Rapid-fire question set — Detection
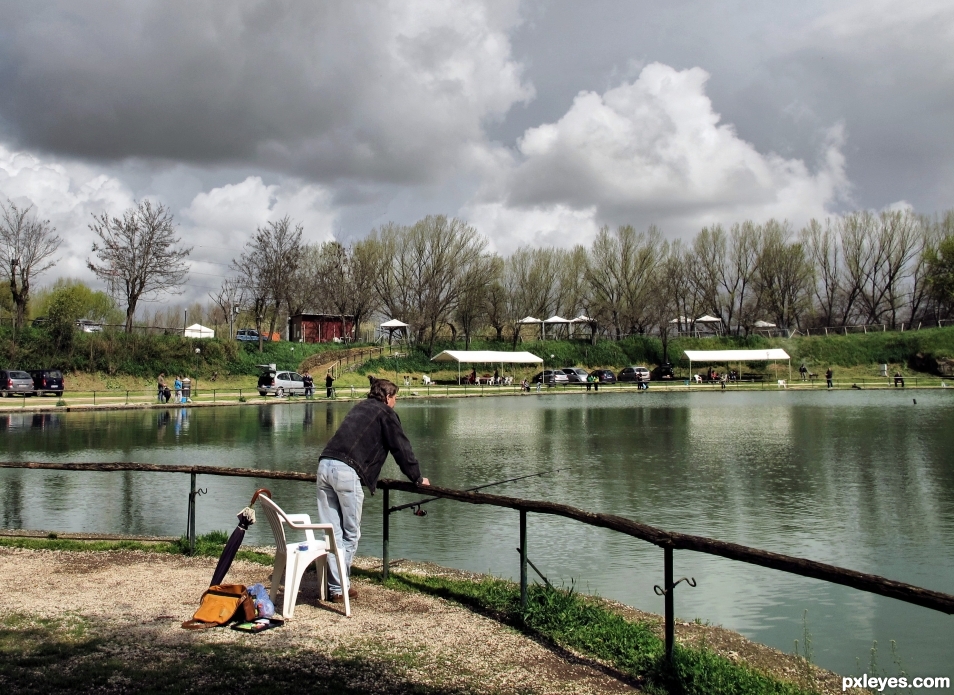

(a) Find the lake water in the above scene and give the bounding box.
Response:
[2,389,953,677]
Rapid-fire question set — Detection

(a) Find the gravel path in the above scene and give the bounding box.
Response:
[2,547,637,694]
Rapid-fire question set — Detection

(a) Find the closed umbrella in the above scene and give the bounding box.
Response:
[209,488,270,586]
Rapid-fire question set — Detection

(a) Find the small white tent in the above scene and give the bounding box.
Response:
[379,318,410,344]
[184,323,214,339]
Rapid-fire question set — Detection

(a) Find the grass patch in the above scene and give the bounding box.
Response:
[0,531,274,566]
[364,569,818,695]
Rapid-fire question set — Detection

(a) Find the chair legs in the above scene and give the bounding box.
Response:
[278,547,351,618]
[269,553,286,607]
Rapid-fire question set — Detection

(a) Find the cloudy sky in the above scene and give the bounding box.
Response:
[1,0,952,300]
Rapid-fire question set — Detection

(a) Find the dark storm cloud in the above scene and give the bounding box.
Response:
[0,0,531,183]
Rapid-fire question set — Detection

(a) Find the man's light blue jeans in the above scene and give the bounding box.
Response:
[316,458,364,596]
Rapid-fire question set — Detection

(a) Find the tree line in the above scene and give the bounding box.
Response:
[3,197,954,356]
[218,209,954,356]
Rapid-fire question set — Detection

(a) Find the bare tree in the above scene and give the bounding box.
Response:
[230,253,270,351]
[303,239,379,342]
[688,225,726,327]
[722,222,761,334]
[371,216,487,356]
[586,225,661,338]
[922,210,954,321]
[503,246,562,346]
[803,218,842,328]
[753,221,813,329]
[346,238,381,339]
[484,255,507,341]
[645,240,688,362]
[0,200,62,329]
[210,278,245,340]
[453,254,493,348]
[232,216,303,348]
[88,201,191,332]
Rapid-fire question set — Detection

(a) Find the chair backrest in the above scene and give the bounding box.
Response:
[257,494,289,548]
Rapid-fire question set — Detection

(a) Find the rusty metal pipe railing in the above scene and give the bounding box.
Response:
[3,460,954,662]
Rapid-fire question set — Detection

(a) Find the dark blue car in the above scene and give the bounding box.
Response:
[29,369,65,396]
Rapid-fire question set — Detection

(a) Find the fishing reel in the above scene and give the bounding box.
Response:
[411,504,427,517]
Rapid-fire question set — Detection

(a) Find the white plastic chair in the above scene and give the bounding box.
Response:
[258,495,351,618]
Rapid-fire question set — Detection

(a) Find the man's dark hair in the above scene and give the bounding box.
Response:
[368,378,399,403]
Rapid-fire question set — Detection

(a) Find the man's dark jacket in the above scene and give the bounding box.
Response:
[320,397,423,493]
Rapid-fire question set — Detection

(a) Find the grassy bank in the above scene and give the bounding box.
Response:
[359,326,954,381]
[4,325,954,384]
[0,534,825,694]
[0,327,356,378]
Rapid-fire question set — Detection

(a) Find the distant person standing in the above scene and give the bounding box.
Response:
[825,367,833,389]
[174,375,183,402]
[326,371,336,398]
[799,363,808,381]
[894,371,905,387]
[157,373,166,402]
[302,372,314,399]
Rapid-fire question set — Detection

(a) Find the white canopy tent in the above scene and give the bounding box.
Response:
[684,348,791,382]
[542,315,573,340]
[379,318,410,344]
[184,323,214,338]
[431,350,543,384]
[753,320,777,328]
[517,316,544,340]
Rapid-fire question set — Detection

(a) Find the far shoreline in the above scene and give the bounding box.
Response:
[1,377,948,415]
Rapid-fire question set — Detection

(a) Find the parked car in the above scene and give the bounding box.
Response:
[1,370,36,397]
[31,316,48,327]
[617,366,651,382]
[257,369,306,397]
[29,369,65,396]
[589,369,616,384]
[75,319,103,333]
[237,329,269,342]
[561,367,590,383]
[652,363,676,380]
[531,370,570,385]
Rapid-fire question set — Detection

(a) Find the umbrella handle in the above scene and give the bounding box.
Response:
[249,488,271,506]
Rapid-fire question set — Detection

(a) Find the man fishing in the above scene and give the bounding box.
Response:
[317,377,430,602]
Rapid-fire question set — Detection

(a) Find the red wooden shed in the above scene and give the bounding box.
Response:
[288,313,355,343]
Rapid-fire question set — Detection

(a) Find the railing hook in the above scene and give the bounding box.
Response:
[654,576,697,596]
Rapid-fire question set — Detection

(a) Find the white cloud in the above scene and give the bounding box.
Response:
[0,143,135,281]
[0,144,339,301]
[182,176,338,262]
[464,62,850,248]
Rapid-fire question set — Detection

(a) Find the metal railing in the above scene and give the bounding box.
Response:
[0,374,947,412]
[1,460,952,664]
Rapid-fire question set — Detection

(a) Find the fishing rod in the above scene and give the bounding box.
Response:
[390,466,577,516]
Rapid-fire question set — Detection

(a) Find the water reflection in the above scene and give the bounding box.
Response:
[2,474,23,528]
